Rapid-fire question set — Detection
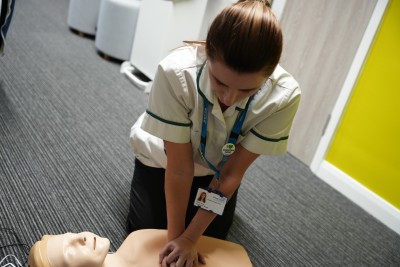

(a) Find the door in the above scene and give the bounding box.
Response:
[279,0,377,165]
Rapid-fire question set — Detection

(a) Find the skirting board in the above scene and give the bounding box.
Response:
[315,160,400,235]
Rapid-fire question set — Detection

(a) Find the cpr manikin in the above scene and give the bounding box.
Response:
[28,229,252,267]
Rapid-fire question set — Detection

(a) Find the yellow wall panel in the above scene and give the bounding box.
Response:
[326,0,400,209]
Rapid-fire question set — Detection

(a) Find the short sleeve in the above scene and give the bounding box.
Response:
[241,87,301,155]
[141,57,193,144]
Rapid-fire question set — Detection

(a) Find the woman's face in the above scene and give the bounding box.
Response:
[207,60,266,109]
[46,232,110,267]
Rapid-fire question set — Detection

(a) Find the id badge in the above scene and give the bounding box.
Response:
[194,188,227,216]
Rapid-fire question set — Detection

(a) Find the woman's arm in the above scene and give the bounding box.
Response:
[183,144,259,242]
[163,140,195,241]
[160,144,259,266]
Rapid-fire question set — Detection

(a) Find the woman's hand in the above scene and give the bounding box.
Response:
[159,235,206,267]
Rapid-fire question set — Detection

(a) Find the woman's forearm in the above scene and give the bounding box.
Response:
[164,140,195,241]
[182,209,217,243]
[165,168,193,241]
[183,172,243,243]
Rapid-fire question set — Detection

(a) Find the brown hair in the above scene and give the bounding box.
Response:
[206,0,282,76]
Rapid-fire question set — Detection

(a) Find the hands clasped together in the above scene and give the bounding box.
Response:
[159,235,206,267]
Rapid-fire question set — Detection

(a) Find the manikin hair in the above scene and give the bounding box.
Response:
[206,0,282,76]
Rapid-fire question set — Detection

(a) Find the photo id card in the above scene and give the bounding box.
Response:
[194,188,227,216]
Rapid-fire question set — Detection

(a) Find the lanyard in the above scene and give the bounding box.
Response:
[197,62,254,183]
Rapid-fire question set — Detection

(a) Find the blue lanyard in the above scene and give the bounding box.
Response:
[197,62,254,182]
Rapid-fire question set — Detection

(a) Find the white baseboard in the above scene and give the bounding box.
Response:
[315,160,400,235]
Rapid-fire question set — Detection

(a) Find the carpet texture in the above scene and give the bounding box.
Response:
[0,0,399,266]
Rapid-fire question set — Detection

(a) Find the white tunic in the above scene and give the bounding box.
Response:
[130,45,301,176]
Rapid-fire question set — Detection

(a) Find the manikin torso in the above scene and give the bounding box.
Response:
[45,229,252,267]
[103,229,168,267]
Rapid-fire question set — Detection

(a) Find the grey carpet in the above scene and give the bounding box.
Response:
[0,0,399,266]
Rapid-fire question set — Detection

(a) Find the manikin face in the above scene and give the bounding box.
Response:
[46,232,110,267]
[207,60,267,109]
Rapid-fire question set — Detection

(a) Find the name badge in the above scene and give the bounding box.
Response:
[194,188,227,216]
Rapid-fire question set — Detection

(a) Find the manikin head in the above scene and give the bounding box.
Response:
[28,232,110,267]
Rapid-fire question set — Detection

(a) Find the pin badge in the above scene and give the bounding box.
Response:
[222,143,235,156]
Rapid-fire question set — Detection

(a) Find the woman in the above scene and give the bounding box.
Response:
[197,192,207,203]
[28,229,252,267]
[127,0,301,266]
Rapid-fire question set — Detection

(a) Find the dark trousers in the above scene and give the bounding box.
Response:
[126,158,238,240]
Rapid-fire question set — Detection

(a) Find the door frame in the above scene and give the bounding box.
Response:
[310,0,400,235]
